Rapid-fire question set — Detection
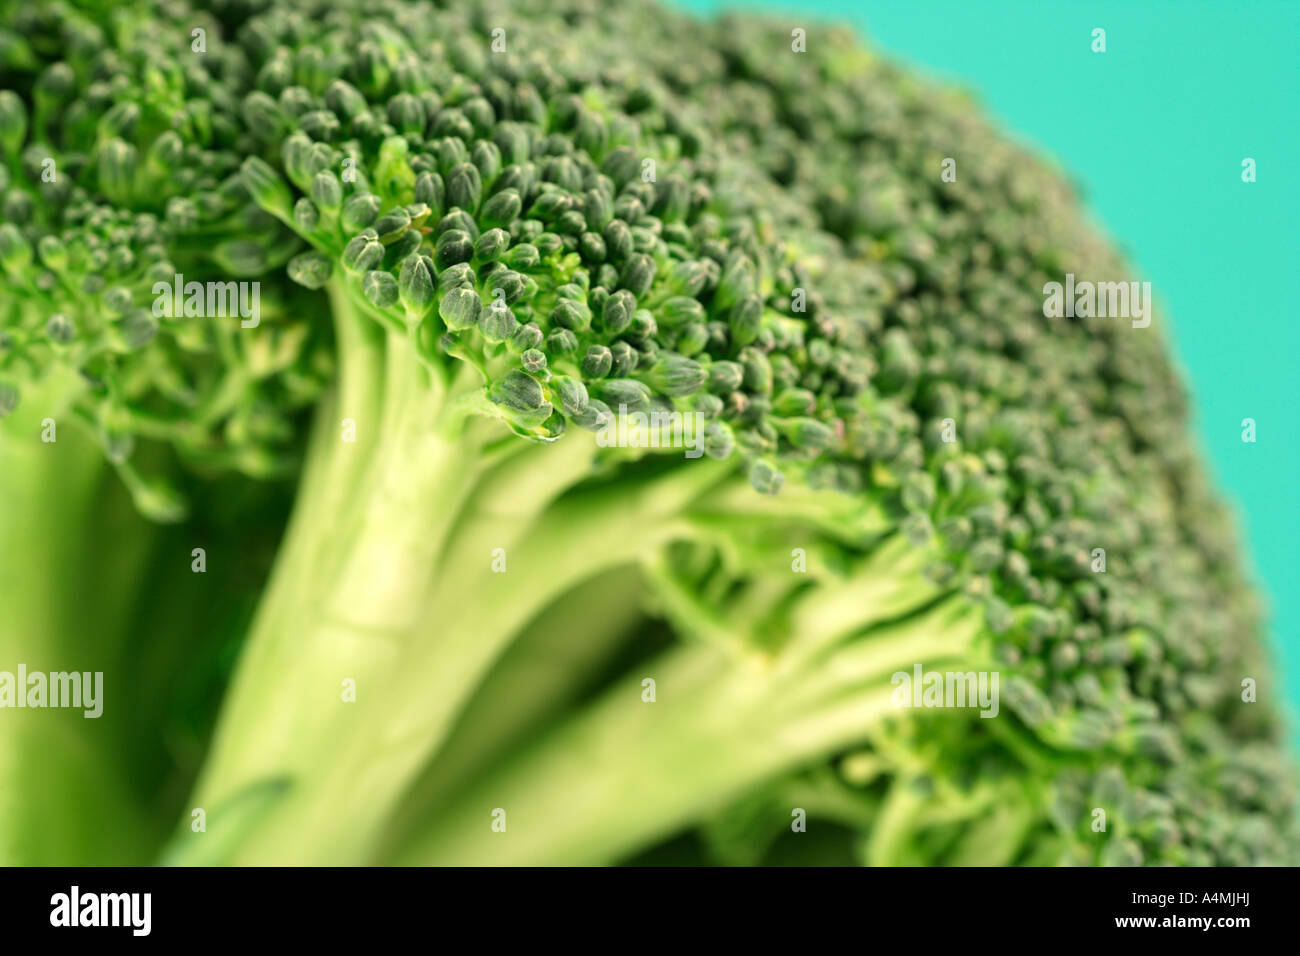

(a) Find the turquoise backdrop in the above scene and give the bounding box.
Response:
[675,0,1300,746]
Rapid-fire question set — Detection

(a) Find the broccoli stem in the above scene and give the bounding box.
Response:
[393,594,984,866]
[193,283,486,804]
[218,454,739,863]
[189,278,740,862]
[0,383,156,863]
[373,565,651,859]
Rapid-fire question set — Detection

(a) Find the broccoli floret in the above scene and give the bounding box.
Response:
[0,0,1295,867]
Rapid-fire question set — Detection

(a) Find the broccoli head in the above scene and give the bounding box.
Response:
[0,0,1295,866]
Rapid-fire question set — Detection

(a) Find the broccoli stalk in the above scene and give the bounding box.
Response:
[398,584,984,866]
[0,370,160,863]
[188,301,740,860]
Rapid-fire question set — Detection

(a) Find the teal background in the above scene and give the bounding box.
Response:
[676,0,1300,746]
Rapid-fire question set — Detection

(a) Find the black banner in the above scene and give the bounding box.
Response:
[0,866,1281,942]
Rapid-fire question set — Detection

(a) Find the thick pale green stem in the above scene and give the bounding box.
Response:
[193,284,481,807]
[227,455,738,863]
[0,384,155,863]
[394,597,982,865]
[189,270,738,862]
[373,565,649,860]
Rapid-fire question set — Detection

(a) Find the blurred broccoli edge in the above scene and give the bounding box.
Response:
[0,0,1296,867]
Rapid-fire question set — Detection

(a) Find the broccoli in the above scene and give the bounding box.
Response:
[0,0,1296,867]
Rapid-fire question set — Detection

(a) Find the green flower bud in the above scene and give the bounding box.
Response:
[583,190,613,230]
[652,176,690,222]
[748,460,785,495]
[502,243,540,270]
[311,171,343,210]
[398,254,435,316]
[610,340,639,377]
[520,348,548,374]
[37,235,67,271]
[299,109,341,142]
[439,287,482,331]
[511,323,544,352]
[600,289,636,335]
[437,262,476,291]
[471,140,502,185]
[243,91,286,141]
[704,421,735,459]
[581,345,613,379]
[288,251,333,289]
[527,190,571,224]
[595,378,652,413]
[714,253,757,313]
[98,139,138,205]
[387,229,422,264]
[553,376,589,417]
[555,210,587,236]
[474,228,510,261]
[579,232,606,264]
[325,80,368,121]
[707,361,745,394]
[601,146,640,186]
[0,91,26,159]
[146,130,184,173]
[630,309,657,341]
[343,234,385,273]
[692,393,724,419]
[434,229,474,269]
[373,207,412,243]
[479,302,519,343]
[280,86,315,118]
[414,171,446,218]
[574,111,608,155]
[781,418,834,452]
[447,162,483,213]
[0,224,30,271]
[613,195,645,223]
[772,387,816,416]
[46,313,75,344]
[570,398,612,431]
[487,268,527,306]
[341,193,381,232]
[619,253,657,298]
[534,232,563,258]
[547,328,579,356]
[33,62,74,111]
[293,197,320,234]
[489,370,553,429]
[544,299,585,333]
[241,156,292,219]
[493,124,532,165]
[112,305,153,346]
[739,347,773,395]
[2,190,32,225]
[387,92,427,135]
[678,323,710,358]
[648,354,707,397]
[362,270,399,309]
[969,538,1005,573]
[659,296,705,328]
[603,219,633,263]
[729,294,763,347]
[480,188,522,230]
[103,286,134,316]
[281,133,316,189]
